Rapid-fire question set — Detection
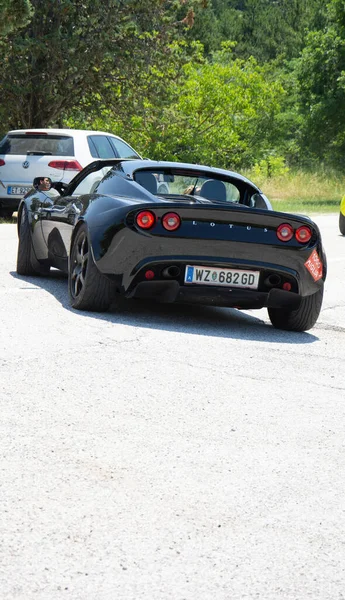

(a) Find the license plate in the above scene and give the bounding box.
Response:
[7,186,31,195]
[185,265,260,289]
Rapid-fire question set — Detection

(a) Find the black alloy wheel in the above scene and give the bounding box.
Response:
[267,286,323,332]
[69,223,114,311]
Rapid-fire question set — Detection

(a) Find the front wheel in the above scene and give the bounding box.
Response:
[339,211,345,235]
[69,223,115,311]
[268,287,323,332]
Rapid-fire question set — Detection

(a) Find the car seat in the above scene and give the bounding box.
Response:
[199,179,227,202]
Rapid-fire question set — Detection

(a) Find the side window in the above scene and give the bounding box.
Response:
[109,137,140,159]
[224,182,240,203]
[88,136,116,159]
[87,137,98,158]
[250,193,270,209]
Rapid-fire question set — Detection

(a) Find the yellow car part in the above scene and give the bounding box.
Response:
[340,195,345,216]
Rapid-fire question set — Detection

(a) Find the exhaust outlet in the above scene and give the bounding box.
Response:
[264,274,281,288]
[162,266,181,279]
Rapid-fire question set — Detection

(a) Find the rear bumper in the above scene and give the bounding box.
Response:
[127,280,303,310]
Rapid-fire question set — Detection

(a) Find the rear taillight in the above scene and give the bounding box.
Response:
[162,212,181,231]
[277,223,294,242]
[136,210,155,229]
[295,225,312,243]
[0,159,5,167]
[48,160,82,171]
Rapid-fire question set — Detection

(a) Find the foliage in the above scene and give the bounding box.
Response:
[0,0,343,176]
[294,0,345,165]
[0,0,33,37]
[249,168,344,213]
[251,156,290,181]
[0,0,200,129]
[68,43,284,170]
[186,0,326,61]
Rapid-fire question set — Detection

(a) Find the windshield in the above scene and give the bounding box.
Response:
[133,169,241,204]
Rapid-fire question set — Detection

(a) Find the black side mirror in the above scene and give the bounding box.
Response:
[33,177,52,190]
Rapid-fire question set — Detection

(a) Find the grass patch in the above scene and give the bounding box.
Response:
[247,169,343,214]
[0,217,16,224]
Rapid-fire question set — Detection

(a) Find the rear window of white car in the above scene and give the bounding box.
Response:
[0,134,74,156]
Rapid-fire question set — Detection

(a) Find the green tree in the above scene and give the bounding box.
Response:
[186,0,326,61]
[0,0,33,37]
[0,0,198,129]
[295,0,345,165]
[73,43,284,170]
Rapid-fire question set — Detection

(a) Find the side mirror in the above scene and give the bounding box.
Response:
[33,176,52,190]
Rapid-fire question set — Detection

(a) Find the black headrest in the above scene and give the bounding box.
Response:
[200,179,227,202]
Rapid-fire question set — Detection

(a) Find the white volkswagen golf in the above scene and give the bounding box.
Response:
[0,128,141,218]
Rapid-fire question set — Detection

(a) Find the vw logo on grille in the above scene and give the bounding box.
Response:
[22,161,30,169]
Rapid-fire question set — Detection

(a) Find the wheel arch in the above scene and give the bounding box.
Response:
[69,219,87,256]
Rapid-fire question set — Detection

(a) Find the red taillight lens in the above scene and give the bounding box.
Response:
[0,159,5,167]
[136,210,155,229]
[277,223,294,242]
[48,160,82,171]
[162,212,181,231]
[295,225,312,243]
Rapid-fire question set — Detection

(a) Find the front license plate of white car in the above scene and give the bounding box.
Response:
[185,265,260,289]
[7,186,31,195]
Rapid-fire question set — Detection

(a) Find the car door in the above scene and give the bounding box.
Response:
[39,169,103,263]
[37,190,75,265]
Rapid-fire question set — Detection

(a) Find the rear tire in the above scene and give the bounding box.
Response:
[17,206,49,276]
[268,287,323,332]
[69,223,115,311]
[339,211,345,235]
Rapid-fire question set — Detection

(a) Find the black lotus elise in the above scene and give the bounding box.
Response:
[16,159,326,331]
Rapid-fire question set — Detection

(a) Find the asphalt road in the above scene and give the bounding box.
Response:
[0,215,344,600]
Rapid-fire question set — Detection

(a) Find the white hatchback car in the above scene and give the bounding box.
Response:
[0,128,141,217]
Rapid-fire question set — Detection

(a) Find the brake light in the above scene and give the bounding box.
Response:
[48,160,82,171]
[162,212,181,231]
[136,210,155,229]
[295,225,312,243]
[277,223,294,242]
[25,131,47,135]
[0,159,5,167]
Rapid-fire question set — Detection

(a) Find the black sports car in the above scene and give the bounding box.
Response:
[16,159,326,331]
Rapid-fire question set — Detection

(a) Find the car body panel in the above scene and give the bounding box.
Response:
[340,195,345,217]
